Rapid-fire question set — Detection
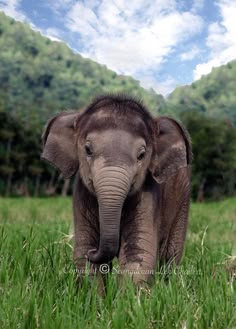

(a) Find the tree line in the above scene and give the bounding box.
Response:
[180,112,236,201]
[0,112,73,197]
[1,110,236,200]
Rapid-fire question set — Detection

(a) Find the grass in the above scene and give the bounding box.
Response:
[0,197,235,328]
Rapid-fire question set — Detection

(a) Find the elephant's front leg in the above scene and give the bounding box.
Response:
[160,195,190,268]
[73,199,109,293]
[74,222,112,294]
[159,171,191,271]
[73,223,99,278]
[118,192,158,285]
[73,220,97,272]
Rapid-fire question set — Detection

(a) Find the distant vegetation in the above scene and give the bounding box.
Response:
[165,60,236,200]
[167,60,236,125]
[0,12,235,199]
[179,112,236,200]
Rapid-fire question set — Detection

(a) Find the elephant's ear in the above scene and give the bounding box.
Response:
[41,111,80,179]
[149,116,192,184]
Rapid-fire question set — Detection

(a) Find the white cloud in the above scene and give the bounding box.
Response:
[191,0,205,13]
[194,0,236,80]
[180,46,201,61]
[140,74,177,96]
[0,0,26,21]
[46,0,74,14]
[65,0,203,92]
[44,28,63,42]
[0,0,206,94]
[0,1,63,42]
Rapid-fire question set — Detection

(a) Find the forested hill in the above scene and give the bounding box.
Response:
[167,59,236,125]
[1,11,236,128]
[0,12,165,131]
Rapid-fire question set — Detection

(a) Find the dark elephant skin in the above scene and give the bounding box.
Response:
[41,94,192,285]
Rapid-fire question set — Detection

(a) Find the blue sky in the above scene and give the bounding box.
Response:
[0,0,236,95]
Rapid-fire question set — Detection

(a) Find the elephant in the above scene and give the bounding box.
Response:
[41,94,192,286]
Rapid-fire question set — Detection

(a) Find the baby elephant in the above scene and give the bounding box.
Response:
[42,94,192,285]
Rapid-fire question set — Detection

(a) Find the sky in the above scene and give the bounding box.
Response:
[0,0,236,96]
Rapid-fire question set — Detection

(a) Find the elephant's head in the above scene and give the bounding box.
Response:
[42,95,192,264]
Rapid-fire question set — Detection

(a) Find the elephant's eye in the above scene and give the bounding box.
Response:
[85,143,93,157]
[137,147,146,161]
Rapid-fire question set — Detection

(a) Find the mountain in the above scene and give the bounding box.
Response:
[1,11,235,129]
[167,59,236,125]
[0,12,165,131]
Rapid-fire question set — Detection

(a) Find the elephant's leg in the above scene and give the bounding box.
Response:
[74,224,112,294]
[118,231,157,285]
[160,196,190,268]
[73,193,111,293]
[73,221,100,281]
[118,192,158,285]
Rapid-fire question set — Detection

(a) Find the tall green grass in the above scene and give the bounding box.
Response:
[0,198,235,328]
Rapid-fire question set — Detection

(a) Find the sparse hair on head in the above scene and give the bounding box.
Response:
[85,93,152,118]
[77,93,155,143]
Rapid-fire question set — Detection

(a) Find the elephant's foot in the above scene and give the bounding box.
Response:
[118,262,155,286]
[75,260,113,296]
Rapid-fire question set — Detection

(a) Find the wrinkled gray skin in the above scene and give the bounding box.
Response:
[41,95,192,286]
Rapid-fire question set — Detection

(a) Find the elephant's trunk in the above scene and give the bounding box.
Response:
[88,166,131,264]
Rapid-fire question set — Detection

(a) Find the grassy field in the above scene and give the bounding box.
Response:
[0,197,235,328]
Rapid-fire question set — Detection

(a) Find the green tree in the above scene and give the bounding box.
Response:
[181,112,236,201]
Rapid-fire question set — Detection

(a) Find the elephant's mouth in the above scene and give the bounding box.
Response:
[88,178,95,192]
[128,183,135,195]
[128,175,140,195]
